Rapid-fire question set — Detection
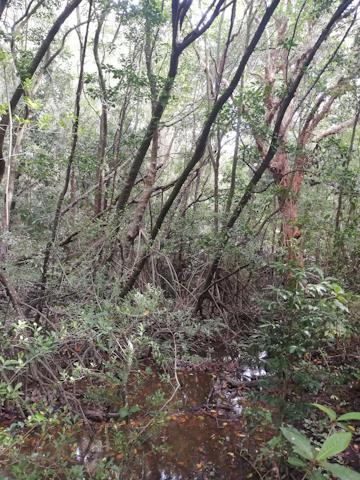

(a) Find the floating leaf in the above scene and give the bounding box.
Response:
[337,412,360,422]
[316,432,351,462]
[324,462,360,480]
[312,403,337,422]
[281,427,314,460]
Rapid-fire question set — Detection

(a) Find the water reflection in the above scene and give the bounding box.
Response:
[72,368,251,479]
[240,351,267,381]
[159,471,182,480]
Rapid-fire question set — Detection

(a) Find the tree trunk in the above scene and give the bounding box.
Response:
[0,0,7,20]
[93,15,108,215]
[115,52,179,216]
[127,128,160,242]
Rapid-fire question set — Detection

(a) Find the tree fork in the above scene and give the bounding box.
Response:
[118,0,282,298]
[114,0,227,218]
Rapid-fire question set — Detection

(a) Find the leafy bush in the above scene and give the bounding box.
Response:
[248,266,352,392]
[282,404,360,480]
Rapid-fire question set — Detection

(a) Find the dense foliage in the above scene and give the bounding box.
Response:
[0,0,359,479]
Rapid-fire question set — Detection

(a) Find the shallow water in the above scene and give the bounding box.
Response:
[1,358,268,479]
[73,361,267,479]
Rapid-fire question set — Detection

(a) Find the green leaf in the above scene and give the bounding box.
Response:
[281,426,314,460]
[32,412,46,423]
[316,432,352,461]
[333,299,349,313]
[24,96,41,111]
[310,471,327,480]
[337,412,360,422]
[288,455,307,468]
[312,403,337,422]
[129,405,141,414]
[118,407,129,419]
[324,462,360,480]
